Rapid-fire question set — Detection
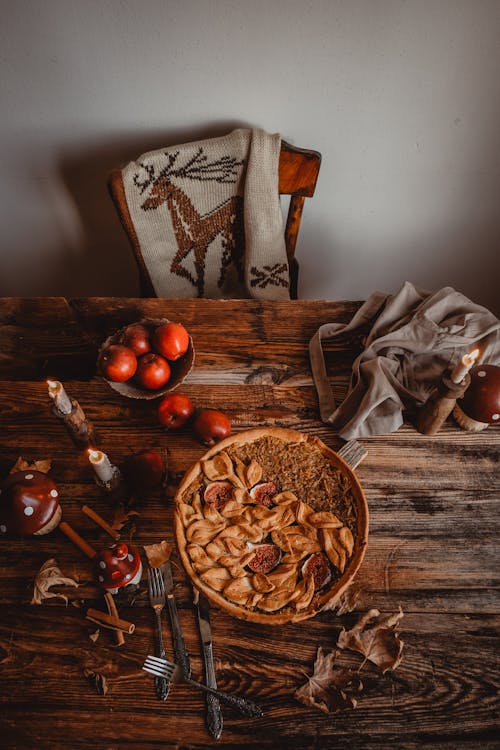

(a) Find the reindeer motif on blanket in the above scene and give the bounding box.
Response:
[133,148,245,296]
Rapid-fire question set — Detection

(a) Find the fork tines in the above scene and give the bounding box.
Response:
[143,654,175,681]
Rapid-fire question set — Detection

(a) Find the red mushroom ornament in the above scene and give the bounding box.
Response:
[453,364,500,431]
[94,542,142,594]
[0,470,62,537]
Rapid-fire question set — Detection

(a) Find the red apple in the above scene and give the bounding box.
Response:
[99,344,137,382]
[153,322,189,361]
[135,353,171,390]
[193,409,232,446]
[120,323,151,356]
[158,393,194,430]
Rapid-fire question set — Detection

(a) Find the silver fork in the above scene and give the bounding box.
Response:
[147,567,170,701]
[143,655,263,718]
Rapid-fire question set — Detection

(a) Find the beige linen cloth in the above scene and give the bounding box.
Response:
[309,282,500,439]
[122,128,289,300]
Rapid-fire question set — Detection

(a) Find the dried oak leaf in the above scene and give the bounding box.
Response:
[31,558,79,605]
[295,647,363,714]
[143,540,172,568]
[10,457,52,474]
[337,607,404,673]
[82,668,108,695]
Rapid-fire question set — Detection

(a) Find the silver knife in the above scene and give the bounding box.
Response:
[162,561,191,679]
[195,589,223,740]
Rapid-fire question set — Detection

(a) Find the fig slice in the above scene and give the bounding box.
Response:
[249,481,278,507]
[203,481,233,509]
[301,552,332,590]
[247,543,282,574]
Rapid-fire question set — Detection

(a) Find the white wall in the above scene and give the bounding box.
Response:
[1,0,499,313]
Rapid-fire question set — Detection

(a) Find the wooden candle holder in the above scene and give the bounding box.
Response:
[52,399,98,449]
[416,372,471,436]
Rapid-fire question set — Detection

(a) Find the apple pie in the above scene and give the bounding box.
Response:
[174,428,368,624]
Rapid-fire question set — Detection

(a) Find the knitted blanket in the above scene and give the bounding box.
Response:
[122,128,290,299]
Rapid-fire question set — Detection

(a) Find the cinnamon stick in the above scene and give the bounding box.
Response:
[82,504,120,540]
[59,521,97,559]
[104,592,125,646]
[85,608,135,634]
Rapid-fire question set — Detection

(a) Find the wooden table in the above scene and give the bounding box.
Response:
[0,298,498,750]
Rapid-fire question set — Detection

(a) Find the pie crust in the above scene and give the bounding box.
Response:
[174,428,369,624]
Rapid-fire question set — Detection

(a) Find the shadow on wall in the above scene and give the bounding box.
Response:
[57,119,252,297]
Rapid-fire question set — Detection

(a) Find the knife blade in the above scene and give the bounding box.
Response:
[195,589,223,740]
[162,561,191,679]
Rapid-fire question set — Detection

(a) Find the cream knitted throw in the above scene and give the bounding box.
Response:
[122,128,290,299]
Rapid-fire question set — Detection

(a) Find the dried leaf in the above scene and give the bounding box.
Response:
[111,504,140,534]
[31,558,79,605]
[143,540,172,568]
[10,457,52,474]
[322,580,361,614]
[294,647,363,714]
[82,668,108,695]
[88,630,100,643]
[337,607,404,672]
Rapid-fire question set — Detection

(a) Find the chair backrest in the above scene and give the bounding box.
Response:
[108,140,321,298]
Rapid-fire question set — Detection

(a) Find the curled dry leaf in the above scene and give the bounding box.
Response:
[10,457,52,474]
[294,647,363,714]
[31,558,79,605]
[337,607,404,673]
[322,580,361,614]
[89,630,100,643]
[111,504,140,535]
[82,668,108,695]
[143,540,172,568]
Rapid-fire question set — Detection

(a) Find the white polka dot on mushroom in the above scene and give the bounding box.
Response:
[24,506,34,516]
[127,553,134,562]
[478,370,487,377]
[25,474,34,480]
[492,414,499,420]
[125,574,131,580]
[0,525,6,533]
[98,575,104,582]
[99,561,106,569]
[50,489,58,497]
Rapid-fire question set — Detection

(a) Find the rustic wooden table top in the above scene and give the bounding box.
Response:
[0,297,498,750]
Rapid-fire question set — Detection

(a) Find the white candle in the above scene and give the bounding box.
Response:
[88,449,117,483]
[47,379,73,415]
[450,348,479,384]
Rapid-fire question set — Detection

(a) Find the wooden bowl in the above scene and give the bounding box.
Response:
[174,427,369,624]
[98,318,195,400]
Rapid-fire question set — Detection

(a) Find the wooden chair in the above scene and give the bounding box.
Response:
[108,140,321,299]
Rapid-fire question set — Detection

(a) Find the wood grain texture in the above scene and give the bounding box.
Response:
[0,298,498,750]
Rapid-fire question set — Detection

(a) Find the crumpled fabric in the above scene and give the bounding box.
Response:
[309,282,500,439]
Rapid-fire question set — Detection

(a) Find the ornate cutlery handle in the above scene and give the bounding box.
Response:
[203,642,223,738]
[186,677,263,719]
[154,609,170,701]
[166,595,191,678]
